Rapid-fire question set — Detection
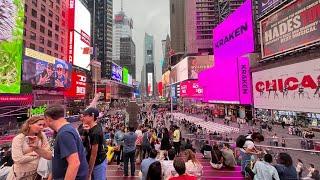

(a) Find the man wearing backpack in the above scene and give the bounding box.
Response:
[236,132,264,176]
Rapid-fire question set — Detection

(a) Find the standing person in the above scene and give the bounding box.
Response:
[135,125,143,164]
[173,126,181,156]
[272,133,279,146]
[142,128,152,159]
[296,159,304,179]
[6,116,52,180]
[44,105,88,180]
[82,108,107,180]
[114,125,124,167]
[123,126,137,177]
[160,128,171,158]
[281,137,286,148]
[252,154,280,180]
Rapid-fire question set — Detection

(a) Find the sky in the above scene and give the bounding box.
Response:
[113,0,170,82]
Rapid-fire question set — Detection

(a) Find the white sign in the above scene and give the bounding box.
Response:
[253,58,320,113]
[147,73,153,96]
[74,0,91,35]
[73,32,91,70]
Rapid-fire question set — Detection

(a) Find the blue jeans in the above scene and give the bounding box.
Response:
[240,151,252,175]
[93,159,107,180]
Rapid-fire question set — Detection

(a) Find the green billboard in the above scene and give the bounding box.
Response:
[0,0,25,94]
[122,67,128,84]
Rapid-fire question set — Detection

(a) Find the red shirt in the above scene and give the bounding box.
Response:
[169,174,197,180]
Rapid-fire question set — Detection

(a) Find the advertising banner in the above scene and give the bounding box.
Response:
[260,0,320,59]
[65,71,87,98]
[258,0,282,16]
[0,0,25,94]
[162,71,170,86]
[253,58,320,113]
[111,63,122,82]
[23,48,72,88]
[0,94,33,106]
[174,57,188,83]
[180,80,203,98]
[123,67,129,84]
[238,57,252,104]
[200,0,254,104]
[188,55,214,79]
[147,73,153,96]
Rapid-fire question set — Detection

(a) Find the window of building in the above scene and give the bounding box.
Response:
[54,43,58,50]
[30,43,36,50]
[39,47,44,52]
[31,20,36,29]
[61,20,65,27]
[48,20,52,27]
[40,15,45,23]
[55,15,59,22]
[48,10,53,17]
[31,9,37,17]
[47,50,51,55]
[56,0,60,4]
[55,5,60,12]
[30,31,36,40]
[24,16,27,24]
[60,37,64,43]
[41,4,45,12]
[40,36,44,44]
[60,46,63,53]
[62,11,65,18]
[54,53,58,57]
[47,40,52,47]
[55,34,59,41]
[48,30,52,37]
[25,4,28,12]
[55,25,59,31]
[32,0,37,6]
[49,0,53,8]
[40,25,45,33]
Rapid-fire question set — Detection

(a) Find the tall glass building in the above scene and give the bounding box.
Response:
[143,33,155,97]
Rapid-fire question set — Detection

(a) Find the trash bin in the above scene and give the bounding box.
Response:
[315,142,320,151]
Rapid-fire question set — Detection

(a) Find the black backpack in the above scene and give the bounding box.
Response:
[236,135,252,148]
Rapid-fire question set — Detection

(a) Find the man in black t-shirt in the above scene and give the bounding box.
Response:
[82,108,107,180]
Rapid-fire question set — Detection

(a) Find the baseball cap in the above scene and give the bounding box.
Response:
[82,107,99,119]
[56,64,64,69]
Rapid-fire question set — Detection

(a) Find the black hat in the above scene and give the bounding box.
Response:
[82,107,99,119]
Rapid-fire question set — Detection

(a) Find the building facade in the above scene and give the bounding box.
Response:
[185,0,243,54]
[86,0,113,78]
[112,11,133,64]
[162,35,171,74]
[24,0,69,60]
[144,33,156,97]
[120,37,136,79]
[170,0,185,54]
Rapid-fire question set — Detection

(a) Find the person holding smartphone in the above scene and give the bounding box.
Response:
[6,116,52,180]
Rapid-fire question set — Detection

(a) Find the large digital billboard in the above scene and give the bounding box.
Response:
[111,63,122,82]
[253,58,320,113]
[122,67,128,84]
[23,48,72,88]
[180,80,203,98]
[68,0,91,70]
[200,0,254,104]
[260,0,320,59]
[188,55,213,79]
[0,0,25,94]
[258,0,283,17]
[65,71,86,99]
[147,73,153,96]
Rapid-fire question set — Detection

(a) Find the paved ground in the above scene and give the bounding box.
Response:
[175,113,320,174]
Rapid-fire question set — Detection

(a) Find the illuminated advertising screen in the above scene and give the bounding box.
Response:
[260,0,320,59]
[253,58,320,113]
[68,0,91,70]
[111,63,122,82]
[122,67,128,84]
[0,0,25,93]
[200,0,254,104]
[188,55,214,79]
[252,59,320,113]
[23,48,72,88]
[180,80,203,98]
[65,71,87,99]
[258,0,282,16]
[128,75,132,86]
[148,73,153,96]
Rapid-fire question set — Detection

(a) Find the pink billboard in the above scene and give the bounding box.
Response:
[180,80,203,98]
[199,0,254,104]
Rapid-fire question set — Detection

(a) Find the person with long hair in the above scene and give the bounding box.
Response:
[146,161,162,180]
[274,153,298,180]
[160,128,171,159]
[6,116,52,180]
[185,149,203,179]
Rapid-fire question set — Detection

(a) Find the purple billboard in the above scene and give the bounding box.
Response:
[199,0,254,104]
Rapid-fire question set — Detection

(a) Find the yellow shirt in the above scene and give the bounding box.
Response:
[173,129,180,142]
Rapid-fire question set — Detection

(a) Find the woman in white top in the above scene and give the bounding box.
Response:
[7,116,52,180]
[184,149,203,179]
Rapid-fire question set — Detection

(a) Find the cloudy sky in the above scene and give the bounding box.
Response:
[113,0,170,82]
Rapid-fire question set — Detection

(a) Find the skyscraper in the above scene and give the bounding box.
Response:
[170,0,185,54]
[185,0,244,54]
[120,37,136,79]
[144,33,156,97]
[112,9,133,64]
[86,0,113,78]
